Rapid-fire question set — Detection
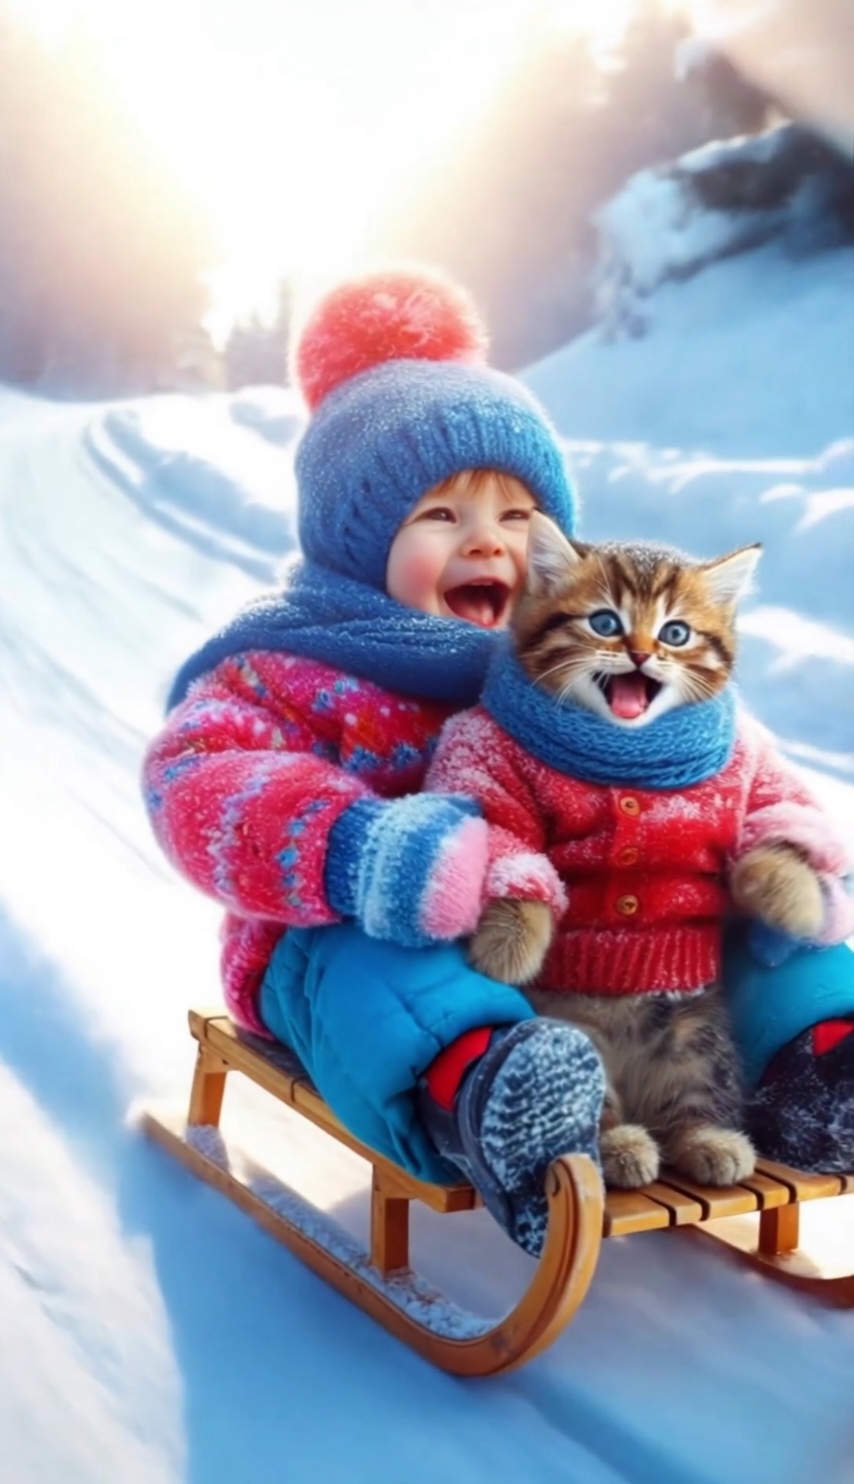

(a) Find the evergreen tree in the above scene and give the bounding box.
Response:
[224,280,291,390]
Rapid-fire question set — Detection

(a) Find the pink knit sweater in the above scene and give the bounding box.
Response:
[143,650,455,1030]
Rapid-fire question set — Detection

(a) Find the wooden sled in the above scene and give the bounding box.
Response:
[142,1008,854,1376]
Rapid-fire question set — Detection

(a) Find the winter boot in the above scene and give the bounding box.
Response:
[746,1019,854,1173]
[418,1018,605,1257]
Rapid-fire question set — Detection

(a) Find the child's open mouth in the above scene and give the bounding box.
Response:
[595,671,663,720]
[444,580,511,628]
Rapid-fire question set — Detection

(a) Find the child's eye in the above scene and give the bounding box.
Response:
[501,507,533,522]
[418,506,455,522]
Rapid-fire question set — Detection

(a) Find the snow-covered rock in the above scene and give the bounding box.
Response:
[595,124,853,337]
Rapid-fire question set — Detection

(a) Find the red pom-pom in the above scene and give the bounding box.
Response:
[292,267,488,411]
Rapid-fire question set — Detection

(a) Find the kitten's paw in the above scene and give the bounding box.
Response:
[668,1125,756,1186]
[469,899,553,985]
[600,1124,660,1188]
[730,844,824,940]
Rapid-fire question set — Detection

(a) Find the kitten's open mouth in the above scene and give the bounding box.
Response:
[595,671,662,720]
[444,580,511,628]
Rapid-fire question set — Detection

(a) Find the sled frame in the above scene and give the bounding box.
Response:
[142,1008,854,1376]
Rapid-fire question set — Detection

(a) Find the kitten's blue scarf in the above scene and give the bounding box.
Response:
[481,642,736,789]
[166,559,499,711]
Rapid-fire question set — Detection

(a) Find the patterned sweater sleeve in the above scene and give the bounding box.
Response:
[426,709,567,917]
[735,712,853,944]
[142,655,371,926]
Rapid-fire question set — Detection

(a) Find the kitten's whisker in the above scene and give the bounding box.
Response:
[556,671,586,704]
[682,675,718,704]
[534,656,586,688]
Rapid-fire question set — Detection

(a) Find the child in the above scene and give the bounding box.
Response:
[144,268,854,1266]
[143,267,606,1258]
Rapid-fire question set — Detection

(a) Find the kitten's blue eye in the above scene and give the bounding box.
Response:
[589,610,623,638]
[659,620,691,646]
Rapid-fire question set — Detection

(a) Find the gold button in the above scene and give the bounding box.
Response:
[617,846,639,867]
[616,894,639,916]
[619,796,640,817]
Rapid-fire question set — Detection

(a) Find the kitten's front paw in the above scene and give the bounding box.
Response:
[468,899,553,985]
[730,844,824,940]
[667,1125,755,1186]
[600,1124,660,1188]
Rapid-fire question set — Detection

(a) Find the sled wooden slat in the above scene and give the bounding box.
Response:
[735,1170,794,1209]
[652,1173,760,1220]
[603,1189,671,1235]
[141,1005,854,1373]
[754,1159,845,1202]
[640,1183,706,1225]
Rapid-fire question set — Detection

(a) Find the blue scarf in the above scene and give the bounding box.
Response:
[480,643,736,790]
[166,559,500,711]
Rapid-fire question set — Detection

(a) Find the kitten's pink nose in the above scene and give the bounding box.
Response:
[629,649,651,668]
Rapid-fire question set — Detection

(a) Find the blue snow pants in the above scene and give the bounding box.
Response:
[259,922,534,1183]
[723,929,854,1086]
[259,922,854,1182]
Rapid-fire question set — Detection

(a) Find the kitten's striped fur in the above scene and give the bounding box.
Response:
[512,521,760,726]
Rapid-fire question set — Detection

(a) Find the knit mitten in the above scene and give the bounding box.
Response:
[746,1020,854,1173]
[324,794,489,947]
[418,1019,605,1257]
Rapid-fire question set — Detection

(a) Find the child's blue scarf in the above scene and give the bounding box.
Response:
[166,560,500,711]
[480,643,736,790]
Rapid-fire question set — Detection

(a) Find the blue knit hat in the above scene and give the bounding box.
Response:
[291,268,576,591]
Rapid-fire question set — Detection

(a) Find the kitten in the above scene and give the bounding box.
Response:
[470,515,824,1190]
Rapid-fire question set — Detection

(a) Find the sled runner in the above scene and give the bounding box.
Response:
[142,1008,854,1376]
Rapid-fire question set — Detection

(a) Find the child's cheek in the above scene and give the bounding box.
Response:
[388,538,444,612]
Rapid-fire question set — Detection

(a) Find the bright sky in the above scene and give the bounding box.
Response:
[13,0,642,333]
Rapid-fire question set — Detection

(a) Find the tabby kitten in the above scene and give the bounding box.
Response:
[470,514,825,1190]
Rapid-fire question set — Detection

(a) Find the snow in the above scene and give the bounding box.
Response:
[594,166,786,300]
[1,165,853,1480]
[525,243,854,783]
[176,1122,495,1341]
[592,130,851,333]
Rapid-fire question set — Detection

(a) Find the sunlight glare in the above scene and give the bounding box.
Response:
[9,0,644,326]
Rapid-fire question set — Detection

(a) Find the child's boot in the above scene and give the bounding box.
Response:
[418,1018,605,1257]
[747,1019,854,1173]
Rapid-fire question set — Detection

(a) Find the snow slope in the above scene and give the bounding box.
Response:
[1,239,853,1482]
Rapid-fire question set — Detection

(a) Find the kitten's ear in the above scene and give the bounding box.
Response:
[526,512,584,597]
[701,544,762,606]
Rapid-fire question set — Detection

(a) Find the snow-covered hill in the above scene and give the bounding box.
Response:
[1,222,853,1479]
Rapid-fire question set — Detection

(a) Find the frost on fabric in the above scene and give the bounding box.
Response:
[487,851,567,914]
[419,814,488,939]
[185,1125,496,1341]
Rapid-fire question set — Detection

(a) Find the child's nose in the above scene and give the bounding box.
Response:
[462,520,504,555]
